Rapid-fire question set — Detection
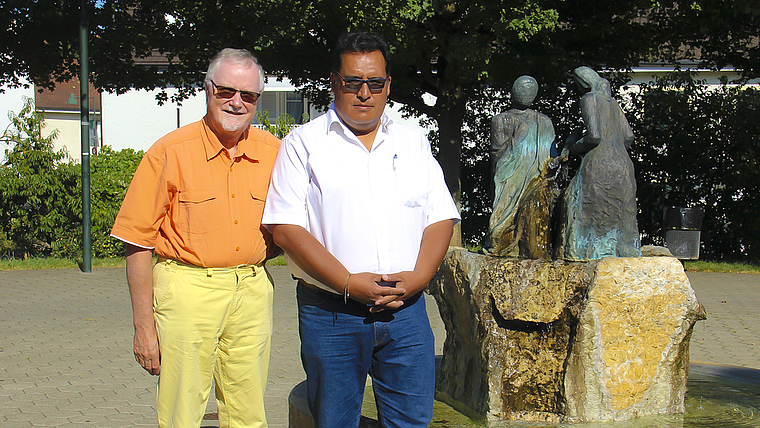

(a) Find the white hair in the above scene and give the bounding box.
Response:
[205,48,265,91]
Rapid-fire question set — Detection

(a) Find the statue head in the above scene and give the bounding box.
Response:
[571,66,611,98]
[511,76,538,108]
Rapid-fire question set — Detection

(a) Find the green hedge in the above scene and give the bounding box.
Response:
[0,102,299,261]
[4,76,760,263]
[50,145,144,260]
[628,72,760,262]
[457,73,760,263]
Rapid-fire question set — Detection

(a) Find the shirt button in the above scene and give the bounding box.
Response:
[234,220,239,224]
[236,246,240,251]
[231,193,236,198]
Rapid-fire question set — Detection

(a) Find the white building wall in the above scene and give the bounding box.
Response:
[44,113,90,157]
[101,88,206,153]
[623,66,759,88]
[0,80,36,145]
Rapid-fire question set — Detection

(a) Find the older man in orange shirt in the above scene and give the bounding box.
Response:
[110,48,279,428]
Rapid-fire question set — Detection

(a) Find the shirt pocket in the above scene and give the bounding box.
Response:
[177,189,220,234]
[250,188,266,225]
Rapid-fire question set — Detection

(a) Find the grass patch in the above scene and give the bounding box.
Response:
[0,254,288,271]
[0,257,126,271]
[267,254,287,266]
[683,260,760,274]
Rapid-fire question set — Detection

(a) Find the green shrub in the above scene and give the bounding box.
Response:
[0,230,14,256]
[255,111,308,139]
[1,97,143,260]
[50,146,144,259]
[0,97,79,258]
[90,145,143,258]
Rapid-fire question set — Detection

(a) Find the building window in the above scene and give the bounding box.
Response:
[287,92,306,123]
[251,91,308,125]
[254,92,279,124]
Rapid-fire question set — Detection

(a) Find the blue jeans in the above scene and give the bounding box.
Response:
[297,283,435,428]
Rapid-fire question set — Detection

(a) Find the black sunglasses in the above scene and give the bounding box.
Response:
[333,72,389,93]
[210,80,261,104]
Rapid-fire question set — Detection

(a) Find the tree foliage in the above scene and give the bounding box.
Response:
[6,1,759,238]
[5,1,757,94]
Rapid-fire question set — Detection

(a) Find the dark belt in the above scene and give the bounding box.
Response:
[297,279,342,298]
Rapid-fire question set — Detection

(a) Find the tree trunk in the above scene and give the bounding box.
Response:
[436,97,467,247]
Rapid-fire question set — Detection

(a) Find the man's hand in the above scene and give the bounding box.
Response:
[372,219,455,312]
[272,224,408,309]
[133,322,161,375]
[271,222,452,313]
[125,244,160,376]
[345,272,406,311]
[379,271,426,296]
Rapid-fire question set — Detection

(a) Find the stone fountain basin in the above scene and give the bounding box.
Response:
[288,362,760,427]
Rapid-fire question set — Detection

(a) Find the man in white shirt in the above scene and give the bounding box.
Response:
[263,31,459,428]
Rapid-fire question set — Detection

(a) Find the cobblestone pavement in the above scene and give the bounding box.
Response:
[0,266,757,427]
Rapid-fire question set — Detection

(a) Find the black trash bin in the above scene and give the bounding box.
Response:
[662,206,705,260]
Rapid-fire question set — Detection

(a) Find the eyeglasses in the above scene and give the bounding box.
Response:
[333,72,389,93]
[210,80,261,104]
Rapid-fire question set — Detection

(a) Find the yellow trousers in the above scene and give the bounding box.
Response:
[152,259,274,428]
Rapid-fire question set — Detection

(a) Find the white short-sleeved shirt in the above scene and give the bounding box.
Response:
[262,105,460,293]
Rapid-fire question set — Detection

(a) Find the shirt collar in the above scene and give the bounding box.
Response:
[201,117,255,161]
[235,137,257,161]
[326,103,393,137]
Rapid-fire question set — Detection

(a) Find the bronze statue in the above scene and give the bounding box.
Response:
[486,76,556,258]
[555,67,641,260]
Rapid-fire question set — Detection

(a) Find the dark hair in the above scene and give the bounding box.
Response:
[332,31,391,75]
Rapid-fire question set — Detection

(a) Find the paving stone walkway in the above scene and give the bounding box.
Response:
[0,266,757,427]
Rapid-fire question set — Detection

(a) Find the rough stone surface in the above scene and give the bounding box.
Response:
[564,256,705,422]
[429,248,704,423]
[641,245,674,257]
[428,248,592,422]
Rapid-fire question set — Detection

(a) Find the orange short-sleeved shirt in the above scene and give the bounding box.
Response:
[111,118,280,267]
